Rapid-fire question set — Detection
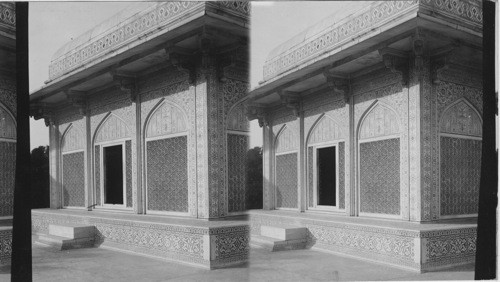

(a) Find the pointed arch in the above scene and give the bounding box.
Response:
[94,112,131,144]
[275,124,298,154]
[358,100,400,140]
[440,98,482,137]
[144,98,188,139]
[61,123,85,152]
[306,113,344,146]
[0,102,16,140]
[226,100,249,132]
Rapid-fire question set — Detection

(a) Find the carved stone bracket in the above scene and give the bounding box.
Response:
[65,90,87,116]
[412,29,426,76]
[323,70,350,102]
[217,53,235,83]
[112,73,137,103]
[378,48,409,86]
[199,32,215,77]
[245,104,268,127]
[30,102,55,126]
[430,43,459,84]
[278,90,301,118]
[167,51,196,84]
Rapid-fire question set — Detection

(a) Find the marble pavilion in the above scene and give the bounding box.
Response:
[30,2,250,269]
[247,0,483,272]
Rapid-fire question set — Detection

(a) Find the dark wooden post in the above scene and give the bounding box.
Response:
[11,2,32,281]
[474,0,497,279]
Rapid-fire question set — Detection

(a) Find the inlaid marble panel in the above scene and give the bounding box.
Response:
[126,140,132,208]
[95,145,100,205]
[440,137,481,216]
[62,151,85,207]
[360,138,400,215]
[0,141,15,216]
[307,147,313,208]
[0,228,12,264]
[146,136,188,213]
[276,153,298,209]
[227,134,247,213]
[339,142,345,210]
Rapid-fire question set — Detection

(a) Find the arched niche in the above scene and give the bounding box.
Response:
[275,125,298,154]
[145,99,188,138]
[227,102,249,132]
[358,102,400,140]
[440,99,482,137]
[61,124,85,152]
[357,101,401,217]
[307,114,344,146]
[0,103,16,140]
[94,113,131,144]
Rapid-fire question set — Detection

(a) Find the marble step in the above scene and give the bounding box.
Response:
[250,234,307,252]
[260,225,308,241]
[35,234,95,250]
[48,224,95,239]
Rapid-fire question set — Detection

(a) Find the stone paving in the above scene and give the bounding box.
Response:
[0,243,474,281]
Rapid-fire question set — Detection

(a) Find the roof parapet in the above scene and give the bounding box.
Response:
[262,0,482,83]
[47,1,249,82]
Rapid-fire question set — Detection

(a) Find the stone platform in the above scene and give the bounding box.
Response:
[251,225,308,251]
[248,210,476,273]
[34,223,96,250]
[0,219,12,265]
[32,209,249,269]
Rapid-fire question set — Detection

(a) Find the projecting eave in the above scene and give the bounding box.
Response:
[248,0,482,107]
[30,1,249,106]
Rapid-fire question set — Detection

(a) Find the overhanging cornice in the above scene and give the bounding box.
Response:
[248,0,482,105]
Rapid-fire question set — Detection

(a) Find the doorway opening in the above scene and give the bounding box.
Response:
[316,146,336,206]
[104,144,123,205]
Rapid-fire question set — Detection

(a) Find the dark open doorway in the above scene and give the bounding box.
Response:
[317,146,336,206]
[104,144,123,205]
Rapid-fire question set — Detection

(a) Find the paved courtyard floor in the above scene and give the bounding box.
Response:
[0,243,474,281]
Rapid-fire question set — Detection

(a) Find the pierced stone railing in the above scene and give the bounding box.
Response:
[262,0,482,82]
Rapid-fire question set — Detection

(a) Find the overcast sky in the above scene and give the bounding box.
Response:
[29,1,370,149]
